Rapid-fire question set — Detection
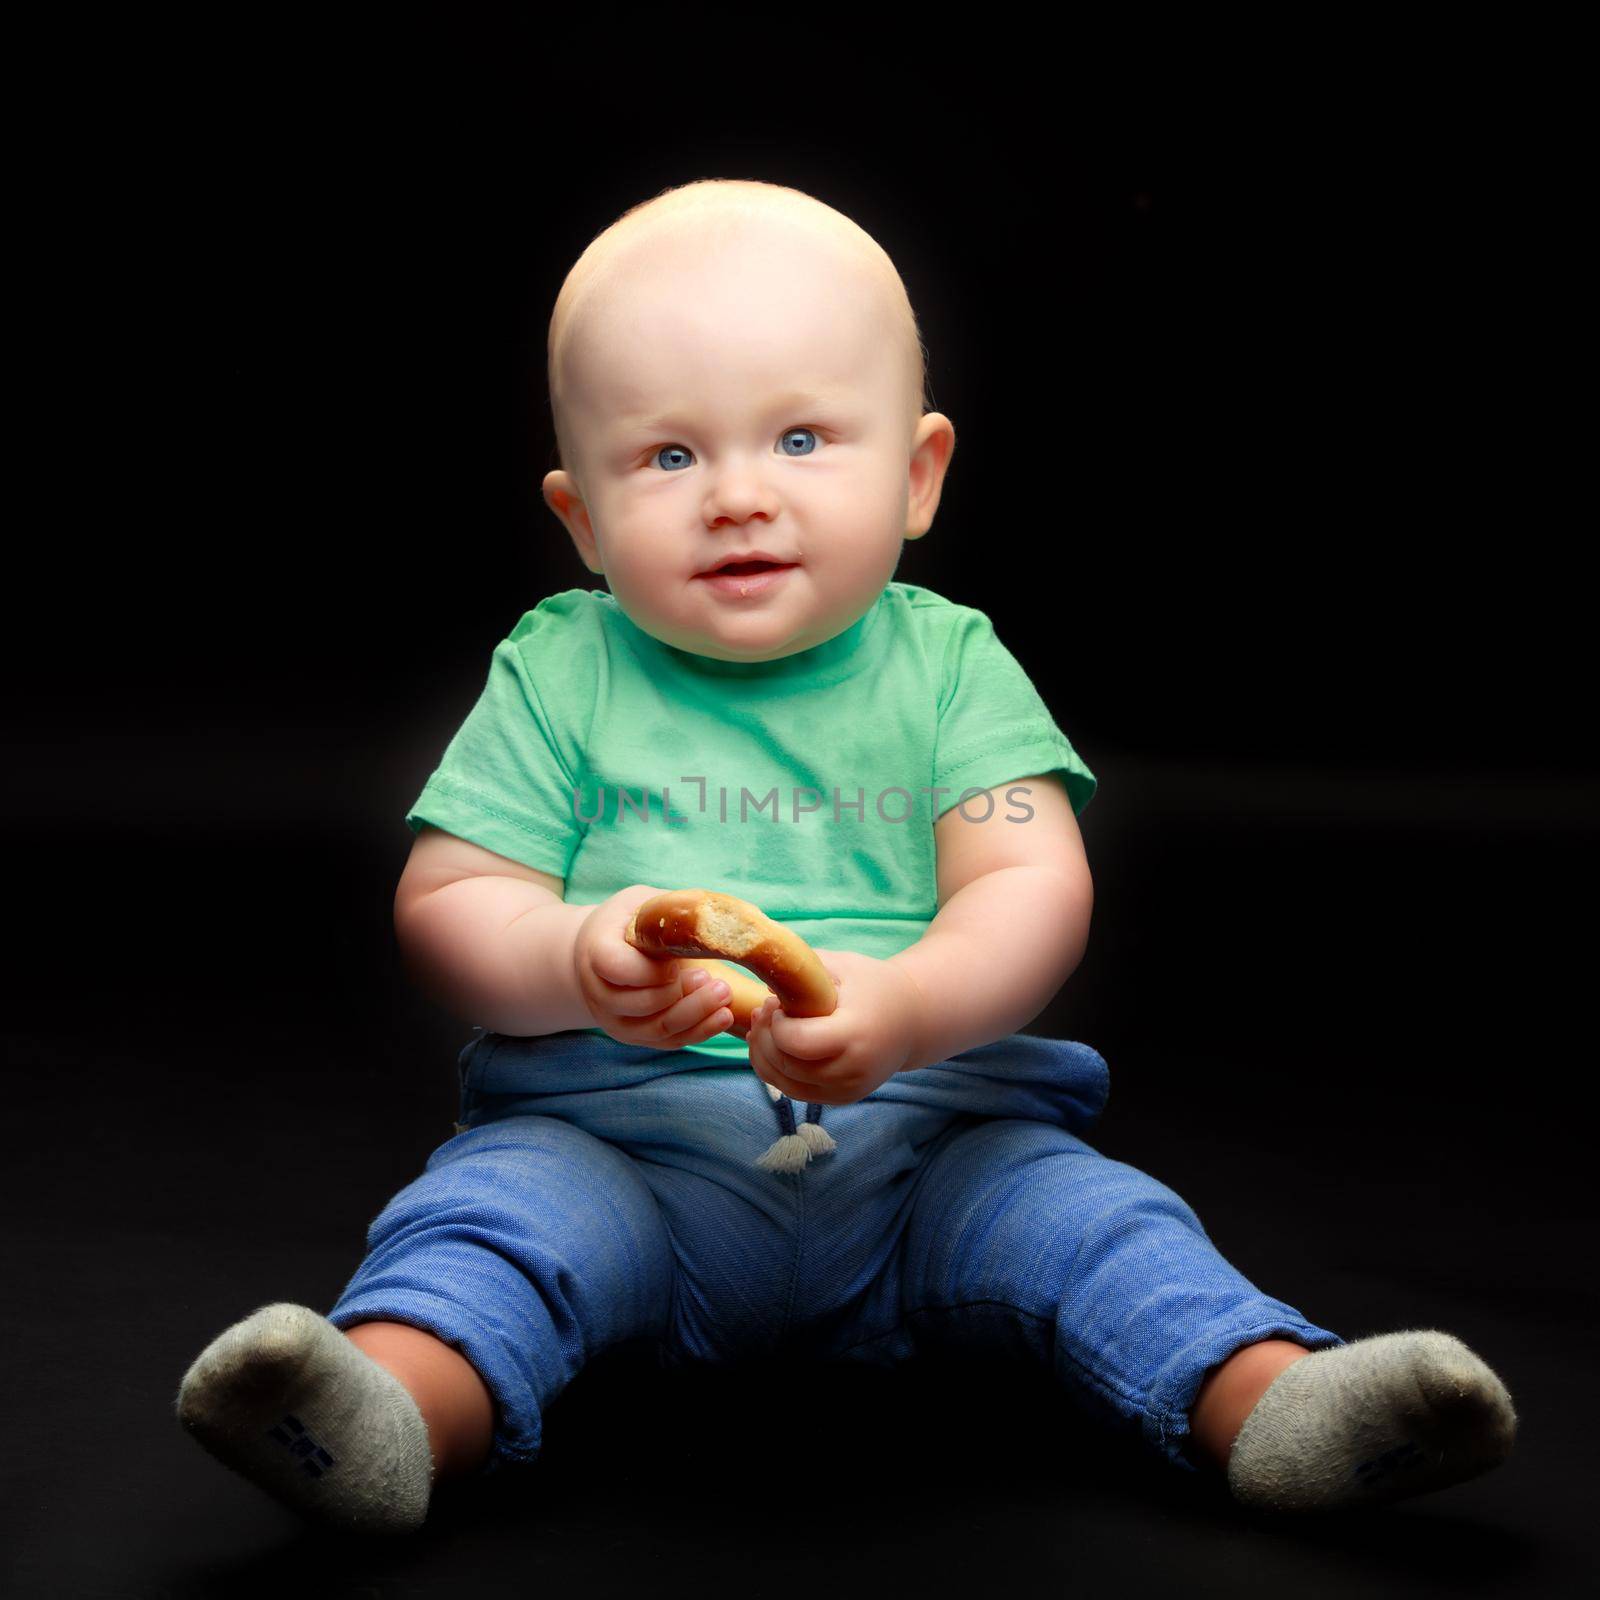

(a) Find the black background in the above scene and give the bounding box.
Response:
[8,12,1594,1597]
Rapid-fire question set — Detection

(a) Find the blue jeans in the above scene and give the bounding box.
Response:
[326,1029,1342,1477]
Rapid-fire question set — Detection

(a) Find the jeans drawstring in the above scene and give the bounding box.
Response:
[754,1082,836,1173]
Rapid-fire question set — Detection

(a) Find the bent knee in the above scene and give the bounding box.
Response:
[908,1118,1209,1271]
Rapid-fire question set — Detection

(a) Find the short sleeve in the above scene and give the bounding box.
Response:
[933,606,1097,818]
[404,615,586,878]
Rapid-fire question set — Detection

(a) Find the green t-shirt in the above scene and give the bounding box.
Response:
[405,582,1097,1064]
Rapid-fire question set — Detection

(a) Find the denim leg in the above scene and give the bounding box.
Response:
[834,1116,1344,1471]
[325,1115,677,1476]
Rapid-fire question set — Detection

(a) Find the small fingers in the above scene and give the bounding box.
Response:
[749,1053,820,1104]
[594,956,715,1019]
[657,1004,735,1050]
[598,978,692,1019]
[650,970,733,1038]
[757,1003,839,1062]
[592,936,681,992]
[747,1028,802,1098]
[610,968,734,1048]
[748,1021,823,1096]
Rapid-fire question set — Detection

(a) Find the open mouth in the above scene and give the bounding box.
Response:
[695,559,798,597]
[709,560,789,576]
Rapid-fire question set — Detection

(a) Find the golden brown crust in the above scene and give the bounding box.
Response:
[625,888,837,1035]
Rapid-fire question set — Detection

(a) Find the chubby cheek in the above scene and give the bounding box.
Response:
[832,479,911,556]
[599,526,688,599]
[810,525,902,601]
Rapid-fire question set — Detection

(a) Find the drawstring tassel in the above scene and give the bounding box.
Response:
[756,1092,807,1173]
[754,1092,836,1172]
[796,1098,836,1157]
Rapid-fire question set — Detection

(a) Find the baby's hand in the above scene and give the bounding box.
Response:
[746,950,923,1106]
[574,886,736,1050]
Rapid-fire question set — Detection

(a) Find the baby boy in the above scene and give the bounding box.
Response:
[175,179,1516,1535]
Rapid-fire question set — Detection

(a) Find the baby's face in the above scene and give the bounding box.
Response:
[544,224,953,662]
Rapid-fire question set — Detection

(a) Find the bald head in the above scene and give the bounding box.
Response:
[547,179,928,482]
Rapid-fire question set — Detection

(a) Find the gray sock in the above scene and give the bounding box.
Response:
[176,1302,434,1535]
[1226,1329,1517,1512]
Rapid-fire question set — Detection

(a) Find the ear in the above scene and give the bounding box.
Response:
[904,413,956,542]
[543,470,604,573]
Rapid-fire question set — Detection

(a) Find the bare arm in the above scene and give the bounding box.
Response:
[393,824,593,1036]
[886,774,1093,1073]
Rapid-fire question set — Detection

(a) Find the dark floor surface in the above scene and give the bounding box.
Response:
[5,1004,1593,1598]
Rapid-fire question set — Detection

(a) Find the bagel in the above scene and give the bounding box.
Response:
[625,889,837,1036]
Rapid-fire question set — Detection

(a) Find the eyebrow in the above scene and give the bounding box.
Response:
[612,388,855,435]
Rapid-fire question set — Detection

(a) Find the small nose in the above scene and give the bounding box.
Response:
[705,461,778,524]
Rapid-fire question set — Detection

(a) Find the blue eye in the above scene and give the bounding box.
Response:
[650,427,820,472]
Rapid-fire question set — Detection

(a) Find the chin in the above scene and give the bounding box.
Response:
[705,630,804,663]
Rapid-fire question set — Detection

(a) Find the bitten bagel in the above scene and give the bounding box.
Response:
[625,889,837,1035]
